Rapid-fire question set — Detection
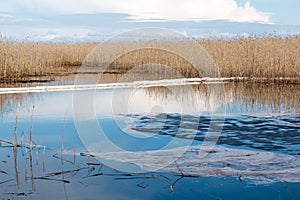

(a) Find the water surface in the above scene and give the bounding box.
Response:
[0,82,300,199]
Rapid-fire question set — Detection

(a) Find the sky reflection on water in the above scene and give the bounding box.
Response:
[0,82,300,199]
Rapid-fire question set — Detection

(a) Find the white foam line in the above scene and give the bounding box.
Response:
[0,77,242,95]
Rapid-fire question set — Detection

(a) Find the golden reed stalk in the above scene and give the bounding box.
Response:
[0,34,299,83]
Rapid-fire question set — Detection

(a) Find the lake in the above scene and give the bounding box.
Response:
[0,80,300,200]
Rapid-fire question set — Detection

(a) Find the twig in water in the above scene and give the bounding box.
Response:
[0,140,13,145]
[42,146,45,173]
[0,168,8,175]
[30,105,35,149]
[80,152,95,157]
[170,176,184,192]
[35,151,38,166]
[283,182,296,200]
[74,146,76,164]
[13,142,21,193]
[13,109,19,148]
[137,182,148,189]
[42,168,85,178]
[0,178,14,185]
[33,176,70,183]
[238,174,242,182]
[29,141,36,191]
[52,153,82,169]
[169,160,197,192]
[21,131,27,156]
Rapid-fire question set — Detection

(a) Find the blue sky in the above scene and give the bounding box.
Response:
[236,0,299,25]
[0,0,299,41]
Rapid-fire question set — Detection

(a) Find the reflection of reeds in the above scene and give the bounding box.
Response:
[225,83,300,113]
[42,146,46,173]
[142,83,300,113]
[30,105,34,149]
[0,93,34,117]
[29,131,35,191]
[11,109,21,192]
[13,110,19,148]
[61,114,69,200]
[13,142,20,192]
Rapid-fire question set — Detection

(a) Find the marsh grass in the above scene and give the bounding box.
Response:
[200,35,300,81]
[0,34,299,83]
[0,36,95,83]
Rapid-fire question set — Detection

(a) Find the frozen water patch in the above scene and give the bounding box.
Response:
[91,145,300,185]
[0,77,240,94]
[1,77,299,94]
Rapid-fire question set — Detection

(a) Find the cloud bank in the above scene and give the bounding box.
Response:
[3,0,271,23]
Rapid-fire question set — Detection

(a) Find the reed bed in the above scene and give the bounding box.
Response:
[200,35,300,80]
[0,34,299,83]
[0,36,96,83]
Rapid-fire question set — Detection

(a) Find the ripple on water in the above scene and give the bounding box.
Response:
[127,113,300,154]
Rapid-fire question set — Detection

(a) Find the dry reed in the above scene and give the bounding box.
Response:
[200,35,300,80]
[0,34,299,83]
[0,35,96,83]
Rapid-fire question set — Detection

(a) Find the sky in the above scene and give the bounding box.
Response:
[0,0,299,41]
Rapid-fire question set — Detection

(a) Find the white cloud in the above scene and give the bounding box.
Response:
[7,0,271,23]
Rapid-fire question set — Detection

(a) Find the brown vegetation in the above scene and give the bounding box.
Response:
[0,36,95,83]
[0,34,299,83]
[201,35,300,80]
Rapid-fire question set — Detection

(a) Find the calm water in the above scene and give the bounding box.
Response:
[0,82,300,200]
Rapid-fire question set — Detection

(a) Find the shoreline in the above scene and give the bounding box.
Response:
[1,77,300,94]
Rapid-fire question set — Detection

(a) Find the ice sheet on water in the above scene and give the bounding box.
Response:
[93,145,300,185]
[0,77,232,94]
